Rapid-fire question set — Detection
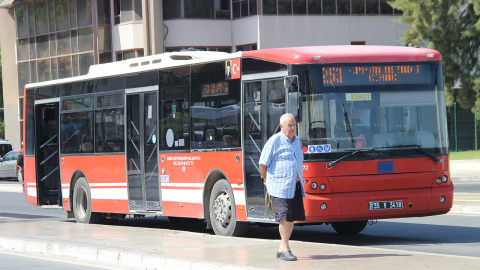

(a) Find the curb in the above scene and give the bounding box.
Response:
[0,186,22,192]
[449,205,480,215]
[450,175,480,182]
[0,237,270,270]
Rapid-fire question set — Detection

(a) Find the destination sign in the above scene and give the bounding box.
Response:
[322,64,432,86]
[202,82,229,97]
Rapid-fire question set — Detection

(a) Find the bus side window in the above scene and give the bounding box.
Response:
[159,67,191,151]
[60,111,94,154]
[190,62,241,150]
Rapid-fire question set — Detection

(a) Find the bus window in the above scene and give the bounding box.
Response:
[159,67,190,151]
[60,111,94,154]
[95,108,125,153]
[191,62,241,150]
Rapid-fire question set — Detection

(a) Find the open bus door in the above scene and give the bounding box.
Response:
[243,78,288,220]
[34,101,62,207]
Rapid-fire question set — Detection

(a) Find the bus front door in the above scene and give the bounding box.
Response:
[243,79,286,220]
[126,92,161,212]
[34,102,61,207]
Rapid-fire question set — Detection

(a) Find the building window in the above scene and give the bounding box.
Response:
[262,0,398,15]
[163,0,231,19]
[165,47,231,53]
[236,44,257,52]
[14,0,111,97]
[116,49,144,61]
[114,0,143,24]
[232,0,256,18]
[351,41,366,45]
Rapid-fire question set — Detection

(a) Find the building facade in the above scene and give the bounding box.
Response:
[0,0,406,149]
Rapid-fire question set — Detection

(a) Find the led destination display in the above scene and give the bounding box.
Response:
[202,82,229,97]
[322,64,432,86]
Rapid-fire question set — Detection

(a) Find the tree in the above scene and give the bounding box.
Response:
[390,0,480,112]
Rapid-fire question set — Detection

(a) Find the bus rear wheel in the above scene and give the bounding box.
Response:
[331,220,368,235]
[209,179,249,237]
[73,177,103,224]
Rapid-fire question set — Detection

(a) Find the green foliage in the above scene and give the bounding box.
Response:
[449,149,480,159]
[391,0,480,112]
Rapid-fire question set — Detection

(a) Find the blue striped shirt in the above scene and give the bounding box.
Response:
[259,132,306,199]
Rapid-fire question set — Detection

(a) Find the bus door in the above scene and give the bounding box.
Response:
[243,78,286,220]
[34,101,61,207]
[126,92,161,211]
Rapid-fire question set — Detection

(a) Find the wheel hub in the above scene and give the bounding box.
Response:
[213,191,232,228]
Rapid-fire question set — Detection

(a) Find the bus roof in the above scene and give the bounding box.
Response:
[25,46,441,89]
[242,46,442,64]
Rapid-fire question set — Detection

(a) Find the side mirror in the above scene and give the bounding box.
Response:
[288,92,303,123]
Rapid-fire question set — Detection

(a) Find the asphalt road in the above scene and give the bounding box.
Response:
[1,186,480,263]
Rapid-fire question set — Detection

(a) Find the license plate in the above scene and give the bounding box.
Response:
[370,200,403,210]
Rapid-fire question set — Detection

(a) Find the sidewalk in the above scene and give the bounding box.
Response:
[450,159,480,182]
[1,218,479,270]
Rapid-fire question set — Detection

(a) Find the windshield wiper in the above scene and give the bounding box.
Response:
[377,145,439,162]
[331,82,355,148]
[327,149,375,168]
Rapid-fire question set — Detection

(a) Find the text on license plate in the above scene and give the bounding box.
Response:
[370,200,403,210]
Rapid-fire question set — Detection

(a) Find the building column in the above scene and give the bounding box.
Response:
[0,8,21,149]
[142,0,164,56]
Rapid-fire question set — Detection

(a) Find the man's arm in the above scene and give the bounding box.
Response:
[259,164,267,185]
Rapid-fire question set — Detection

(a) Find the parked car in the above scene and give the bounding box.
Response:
[0,140,13,158]
[0,150,19,180]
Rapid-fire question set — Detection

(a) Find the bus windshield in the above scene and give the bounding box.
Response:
[294,63,448,161]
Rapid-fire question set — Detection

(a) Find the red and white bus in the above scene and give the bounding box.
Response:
[23,46,453,236]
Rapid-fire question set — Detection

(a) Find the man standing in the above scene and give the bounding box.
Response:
[259,113,306,261]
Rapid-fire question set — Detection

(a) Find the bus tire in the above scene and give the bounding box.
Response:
[209,179,249,237]
[331,220,368,235]
[72,177,103,224]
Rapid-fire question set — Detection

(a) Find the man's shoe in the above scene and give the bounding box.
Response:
[280,250,297,261]
[276,251,282,258]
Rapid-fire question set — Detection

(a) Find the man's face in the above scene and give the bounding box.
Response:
[280,115,296,140]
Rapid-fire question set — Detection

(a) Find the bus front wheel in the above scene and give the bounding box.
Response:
[331,220,368,234]
[209,179,249,237]
[72,177,103,224]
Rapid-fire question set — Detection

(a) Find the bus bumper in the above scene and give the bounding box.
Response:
[302,184,454,223]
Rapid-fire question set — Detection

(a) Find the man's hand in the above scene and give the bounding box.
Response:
[259,164,267,186]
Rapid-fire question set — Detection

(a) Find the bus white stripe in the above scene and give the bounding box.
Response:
[161,189,246,205]
[89,183,127,187]
[27,187,37,197]
[161,183,244,189]
[90,188,128,200]
[62,189,69,199]
[27,183,36,187]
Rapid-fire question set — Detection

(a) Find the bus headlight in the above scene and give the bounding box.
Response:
[442,175,448,183]
[440,196,445,203]
[311,182,318,190]
[320,183,326,191]
[321,203,327,210]
[436,178,442,185]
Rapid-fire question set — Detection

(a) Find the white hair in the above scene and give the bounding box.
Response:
[280,113,295,125]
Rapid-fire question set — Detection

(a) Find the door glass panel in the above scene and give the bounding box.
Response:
[266,79,285,138]
[144,92,161,210]
[243,81,265,218]
[126,95,142,209]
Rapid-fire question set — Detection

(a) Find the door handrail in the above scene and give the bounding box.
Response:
[40,134,58,150]
[248,156,261,174]
[40,150,58,166]
[248,134,262,154]
[248,113,261,132]
[40,167,59,182]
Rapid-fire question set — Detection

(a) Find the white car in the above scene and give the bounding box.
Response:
[0,150,19,180]
[0,140,13,158]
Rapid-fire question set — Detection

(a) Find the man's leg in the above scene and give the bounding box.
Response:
[278,220,294,252]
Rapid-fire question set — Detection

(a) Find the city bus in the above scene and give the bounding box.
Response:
[23,46,453,236]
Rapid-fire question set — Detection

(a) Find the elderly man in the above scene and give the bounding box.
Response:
[259,113,306,261]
